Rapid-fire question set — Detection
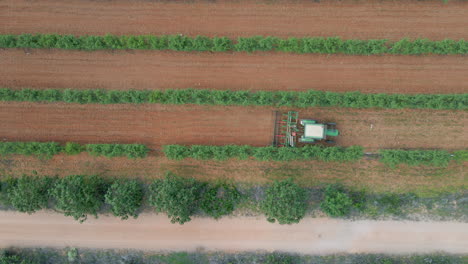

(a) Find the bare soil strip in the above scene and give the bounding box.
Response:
[0,102,466,151]
[2,0,467,40]
[1,154,465,194]
[0,211,467,254]
[1,49,467,94]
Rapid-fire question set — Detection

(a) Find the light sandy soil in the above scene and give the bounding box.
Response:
[0,211,467,254]
[1,49,467,94]
[2,0,467,40]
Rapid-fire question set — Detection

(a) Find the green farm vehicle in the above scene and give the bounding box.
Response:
[273,111,339,147]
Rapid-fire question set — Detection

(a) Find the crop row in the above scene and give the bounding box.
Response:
[0,141,148,159]
[1,34,467,55]
[2,141,466,167]
[1,88,466,110]
[165,145,467,167]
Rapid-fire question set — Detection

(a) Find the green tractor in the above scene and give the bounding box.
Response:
[273,111,339,147]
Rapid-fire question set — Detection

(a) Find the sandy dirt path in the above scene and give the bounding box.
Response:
[1,0,467,40]
[0,211,467,254]
[1,49,467,94]
[0,102,466,151]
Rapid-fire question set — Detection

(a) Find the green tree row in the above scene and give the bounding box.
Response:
[379,149,467,167]
[0,141,148,159]
[2,88,466,110]
[1,34,466,55]
[163,145,364,162]
[0,175,307,224]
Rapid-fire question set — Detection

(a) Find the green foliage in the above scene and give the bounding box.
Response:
[148,174,204,224]
[379,149,453,167]
[260,178,307,224]
[263,253,297,264]
[0,140,149,159]
[453,150,468,162]
[6,176,54,213]
[105,179,144,220]
[200,183,241,219]
[320,185,354,217]
[50,175,106,222]
[85,143,149,159]
[0,141,63,158]
[163,145,363,162]
[2,88,466,110]
[1,34,466,55]
[64,142,84,155]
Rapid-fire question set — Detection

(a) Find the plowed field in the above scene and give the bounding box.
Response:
[1,49,467,94]
[1,102,466,151]
[2,0,467,40]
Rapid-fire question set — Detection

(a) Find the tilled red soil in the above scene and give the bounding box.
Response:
[1,49,466,94]
[2,0,467,40]
[0,102,466,151]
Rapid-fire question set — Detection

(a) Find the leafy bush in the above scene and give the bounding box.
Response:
[453,150,468,162]
[50,175,106,222]
[163,145,363,162]
[2,88,466,110]
[260,179,307,224]
[64,142,84,155]
[85,144,149,159]
[105,179,143,220]
[200,183,241,219]
[320,185,354,217]
[379,149,453,167]
[148,174,204,224]
[0,141,63,158]
[1,34,466,55]
[6,176,54,213]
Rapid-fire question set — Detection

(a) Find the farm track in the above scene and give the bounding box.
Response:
[1,211,467,254]
[1,102,466,151]
[2,0,468,40]
[1,49,467,94]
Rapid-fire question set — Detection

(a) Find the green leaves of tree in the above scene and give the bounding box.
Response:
[149,174,204,224]
[6,176,53,213]
[200,183,241,219]
[260,179,307,224]
[50,175,107,222]
[320,185,354,217]
[105,179,144,220]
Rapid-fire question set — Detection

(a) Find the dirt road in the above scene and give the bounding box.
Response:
[0,211,466,254]
[2,0,467,40]
[0,102,466,151]
[1,49,467,94]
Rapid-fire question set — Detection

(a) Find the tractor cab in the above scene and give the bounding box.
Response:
[273,111,339,147]
[299,119,339,144]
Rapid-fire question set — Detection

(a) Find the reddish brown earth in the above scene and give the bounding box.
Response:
[1,49,467,94]
[0,102,466,151]
[1,0,467,40]
[1,153,465,194]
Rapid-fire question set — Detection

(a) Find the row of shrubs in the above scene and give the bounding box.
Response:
[2,141,466,166]
[1,88,466,110]
[163,145,364,162]
[0,174,314,225]
[1,34,467,55]
[0,141,148,159]
[379,149,468,167]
